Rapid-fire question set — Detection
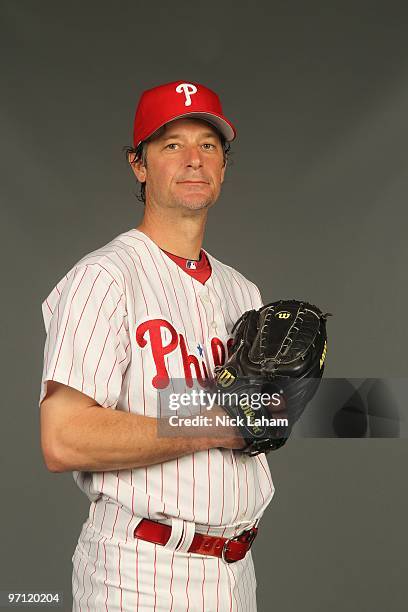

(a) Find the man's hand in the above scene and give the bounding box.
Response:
[211,393,287,451]
[205,405,248,450]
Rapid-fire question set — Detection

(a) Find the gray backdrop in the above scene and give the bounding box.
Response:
[1,1,407,610]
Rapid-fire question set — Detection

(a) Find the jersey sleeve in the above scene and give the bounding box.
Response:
[39,263,130,409]
[247,280,264,310]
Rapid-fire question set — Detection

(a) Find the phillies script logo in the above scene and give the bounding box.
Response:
[136,318,234,389]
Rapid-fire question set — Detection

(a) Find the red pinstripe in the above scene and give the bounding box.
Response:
[118,542,123,611]
[250,282,263,308]
[85,533,102,611]
[176,266,198,339]
[176,457,180,508]
[115,243,151,315]
[256,454,274,497]
[135,537,139,611]
[216,558,221,611]
[191,279,205,342]
[73,551,84,605]
[240,275,255,307]
[92,261,125,293]
[112,243,148,314]
[207,282,217,327]
[250,462,257,520]
[159,249,188,331]
[219,268,242,320]
[243,463,249,517]
[201,558,205,611]
[100,252,134,354]
[207,449,211,526]
[220,454,226,535]
[76,290,122,390]
[233,458,241,528]
[116,471,120,503]
[91,320,115,401]
[186,557,190,612]
[76,503,104,610]
[169,551,175,612]
[212,271,236,328]
[207,275,228,330]
[97,504,108,608]
[153,544,157,612]
[192,452,196,522]
[241,556,249,611]
[103,536,109,611]
[51,266,88,378]
[77,502,97,610]
[229,270,248,309]
[55,280,62,336]
[229,562,243,611]
[118,338,131,364]
[67,269,104,382]
[101,503,121,609]
[101,351,119,407]
[147,475,151,520]
[131,236,173,319]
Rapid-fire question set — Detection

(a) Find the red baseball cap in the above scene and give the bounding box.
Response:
[132,80,236,148]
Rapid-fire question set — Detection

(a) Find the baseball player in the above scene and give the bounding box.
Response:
[39,80,275,611]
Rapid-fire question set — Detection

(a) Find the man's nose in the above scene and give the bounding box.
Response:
[185,146,203,168]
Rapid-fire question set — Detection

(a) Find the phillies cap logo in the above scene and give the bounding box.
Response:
[175,83,198,106]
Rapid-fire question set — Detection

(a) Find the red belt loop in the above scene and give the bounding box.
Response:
[133,518,258,563]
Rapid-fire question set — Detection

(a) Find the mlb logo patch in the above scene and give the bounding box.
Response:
[186,260,197,269]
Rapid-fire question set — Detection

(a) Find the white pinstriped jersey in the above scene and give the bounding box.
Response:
[39,228,274,539]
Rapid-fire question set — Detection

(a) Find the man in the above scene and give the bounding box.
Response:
[39,80,275,611]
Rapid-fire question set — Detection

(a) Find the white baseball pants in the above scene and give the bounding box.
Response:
[72,498,258,611]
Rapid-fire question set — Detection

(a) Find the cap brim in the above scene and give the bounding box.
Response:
[137,111,236,147]
[169,112,236,142]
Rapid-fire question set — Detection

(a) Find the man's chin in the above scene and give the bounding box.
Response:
[175,197,216,211]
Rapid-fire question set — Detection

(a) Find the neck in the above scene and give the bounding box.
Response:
[136,206,208,260]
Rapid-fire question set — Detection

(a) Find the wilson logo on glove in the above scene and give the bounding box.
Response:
[276,311,291,319]
[216,367,237,388]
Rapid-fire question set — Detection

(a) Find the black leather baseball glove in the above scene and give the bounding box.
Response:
[213,300,331,455]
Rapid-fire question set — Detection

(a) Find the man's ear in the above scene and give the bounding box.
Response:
[129,152,147,183]
[220,159,228,183]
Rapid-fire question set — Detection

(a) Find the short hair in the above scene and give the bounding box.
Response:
[123,122,232,205]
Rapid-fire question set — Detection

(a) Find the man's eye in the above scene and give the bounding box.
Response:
[165,143,216,150]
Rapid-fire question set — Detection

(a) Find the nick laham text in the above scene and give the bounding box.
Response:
[168,415,288,427]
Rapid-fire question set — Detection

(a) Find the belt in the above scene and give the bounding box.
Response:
[133,518,258,563]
